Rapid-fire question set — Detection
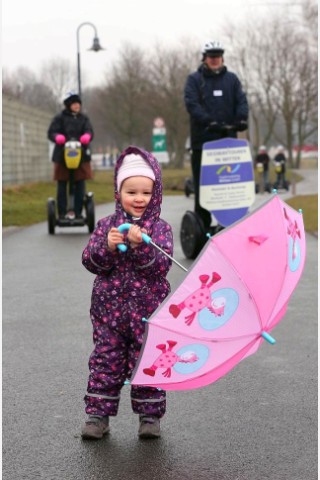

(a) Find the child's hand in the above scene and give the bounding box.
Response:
[127,225,147,248]
[107,227,124,251]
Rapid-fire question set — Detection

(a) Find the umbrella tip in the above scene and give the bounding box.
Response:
[298,208,303,214]
[142,317,148,322]
[272,188,278,194]
[261,331,276,344]
[124,379,131,385]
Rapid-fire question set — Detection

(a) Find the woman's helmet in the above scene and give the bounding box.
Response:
[63,91,82,108]
[202,41,225,57]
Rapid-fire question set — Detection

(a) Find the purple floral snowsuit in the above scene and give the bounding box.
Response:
[82,146,173,418]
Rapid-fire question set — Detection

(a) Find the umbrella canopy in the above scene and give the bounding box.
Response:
[131,194,306,390]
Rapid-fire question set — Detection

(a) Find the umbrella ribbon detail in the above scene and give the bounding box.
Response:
[249,235,268,245]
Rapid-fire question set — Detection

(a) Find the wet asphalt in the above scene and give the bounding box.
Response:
[2,174,318,480]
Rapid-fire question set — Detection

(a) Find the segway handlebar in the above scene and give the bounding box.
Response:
[205,122,246,133]
[116,223,150,252]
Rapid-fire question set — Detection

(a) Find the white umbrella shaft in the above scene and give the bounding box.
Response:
[149,240,188,272]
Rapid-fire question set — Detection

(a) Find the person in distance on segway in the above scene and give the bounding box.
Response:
[273,145,287,190]
[184,40,249,231]
[48,91,94,220]
[255,145,271,192]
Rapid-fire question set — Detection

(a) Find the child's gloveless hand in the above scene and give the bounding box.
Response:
[107,227,124,251]
[127,225,147,248]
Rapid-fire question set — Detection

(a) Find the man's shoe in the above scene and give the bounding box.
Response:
[81,415,110,440]
[138,415,161,439]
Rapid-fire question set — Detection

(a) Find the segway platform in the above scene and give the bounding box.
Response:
[47,192,95,235]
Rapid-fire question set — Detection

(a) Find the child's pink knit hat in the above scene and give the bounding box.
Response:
[117,153,155,191]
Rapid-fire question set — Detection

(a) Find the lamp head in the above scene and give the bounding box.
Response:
[89,36,104,52]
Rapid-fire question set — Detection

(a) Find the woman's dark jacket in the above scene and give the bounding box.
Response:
[184,64,248,149]
[255,153,270,171]
[47,109,94,181]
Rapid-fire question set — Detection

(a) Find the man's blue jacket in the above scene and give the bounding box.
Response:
[184,64,248,149]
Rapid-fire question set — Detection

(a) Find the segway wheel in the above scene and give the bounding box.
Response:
[85,192,95,233]
[180,211,207,260]
[47,198,56,235]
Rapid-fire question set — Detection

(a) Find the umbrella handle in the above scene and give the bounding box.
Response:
[116,223,151,252]
[116,223,188,272]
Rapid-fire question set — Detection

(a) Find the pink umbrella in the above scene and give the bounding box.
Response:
[129,194,306,390]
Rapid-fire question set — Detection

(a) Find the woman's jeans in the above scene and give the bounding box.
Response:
[57,179,85,217]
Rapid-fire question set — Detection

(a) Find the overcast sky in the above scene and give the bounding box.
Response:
[2,0,302,89]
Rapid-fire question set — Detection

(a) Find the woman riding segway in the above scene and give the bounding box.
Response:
[47,91,95,234]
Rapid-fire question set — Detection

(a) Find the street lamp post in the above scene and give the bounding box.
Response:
[76,22,104,98]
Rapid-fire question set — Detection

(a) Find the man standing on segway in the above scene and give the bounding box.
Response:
[273,145,288,190]
[255,145,271,193]
[48,92,94,220]
[184,41,249,230]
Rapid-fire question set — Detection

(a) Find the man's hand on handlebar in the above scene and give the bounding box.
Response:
[235,120,248,132]
[206,122,236,134]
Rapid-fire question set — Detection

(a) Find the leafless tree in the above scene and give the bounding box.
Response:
[225,23,280,152]
[90,43,154,150]
[40,57,77,111]
[301,0,318,43]
[148,42,198,167]
[224,5,318,167]
[3,9,317,170]
[86,39,200,165]
[269,15,318,167]
[2,67,56,112]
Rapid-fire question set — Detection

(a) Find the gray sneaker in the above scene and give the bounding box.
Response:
[138,415,161,439]
[81,415,110,440]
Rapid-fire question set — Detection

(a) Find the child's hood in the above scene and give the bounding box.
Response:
[114,145,162,225]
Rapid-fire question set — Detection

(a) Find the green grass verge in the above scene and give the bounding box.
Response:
[2,168,192,227]
[285,195,318,234]
[3,168,317,234]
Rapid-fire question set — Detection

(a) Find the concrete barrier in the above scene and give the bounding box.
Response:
[2,95,54,185]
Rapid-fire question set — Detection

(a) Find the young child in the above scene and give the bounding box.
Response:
[81,145,173,440]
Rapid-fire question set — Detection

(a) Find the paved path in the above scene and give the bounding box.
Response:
[2,169,318,480]
[250,168,318,206]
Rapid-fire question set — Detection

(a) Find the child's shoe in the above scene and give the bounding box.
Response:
[138,415,161,439]
[81,415,110,440]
